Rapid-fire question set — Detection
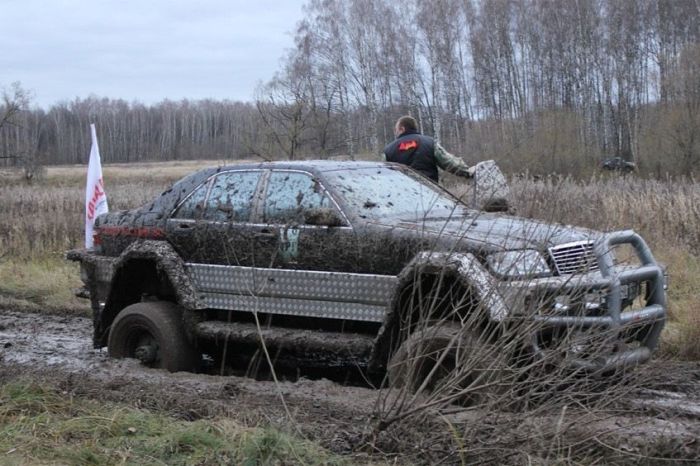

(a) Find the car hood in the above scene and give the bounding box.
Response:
[372,212,601,252]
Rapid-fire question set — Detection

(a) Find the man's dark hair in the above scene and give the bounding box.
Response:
[396,115,418,133]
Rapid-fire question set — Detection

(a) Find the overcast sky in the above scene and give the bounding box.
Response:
[1,0,306,109]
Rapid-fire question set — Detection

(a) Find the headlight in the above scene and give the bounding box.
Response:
[487,249,550,278]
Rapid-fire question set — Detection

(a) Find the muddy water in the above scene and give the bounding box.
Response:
[0,311,101,369]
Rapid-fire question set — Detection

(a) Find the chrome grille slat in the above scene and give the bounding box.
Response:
[549,241,599,275]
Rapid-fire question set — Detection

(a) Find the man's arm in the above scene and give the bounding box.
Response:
[434,143,474,178]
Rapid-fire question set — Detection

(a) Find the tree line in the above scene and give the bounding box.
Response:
[0,95,265,169]
[2,0,700,177]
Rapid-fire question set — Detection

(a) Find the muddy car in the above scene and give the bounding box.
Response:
[67,161,666,386]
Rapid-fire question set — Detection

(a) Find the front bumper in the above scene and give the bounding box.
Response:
[507,230,667,373]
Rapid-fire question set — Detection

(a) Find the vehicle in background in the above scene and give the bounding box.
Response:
[600,157,636,173]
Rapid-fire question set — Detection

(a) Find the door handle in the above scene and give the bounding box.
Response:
[177,223,192,230]
[255,228,276,238]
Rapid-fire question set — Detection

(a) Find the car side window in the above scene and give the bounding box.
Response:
[264,171,332,224]
[172,181,209,219]
[202,171,261,222]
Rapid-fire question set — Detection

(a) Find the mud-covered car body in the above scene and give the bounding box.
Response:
[68,161,666,374]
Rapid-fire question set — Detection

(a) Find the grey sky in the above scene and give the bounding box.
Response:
[1,0,306,108]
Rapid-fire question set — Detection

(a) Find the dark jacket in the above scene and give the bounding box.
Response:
[383,130,438,182]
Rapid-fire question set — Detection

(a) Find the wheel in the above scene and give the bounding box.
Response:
[108,301,199,372]
[388,323,507,405]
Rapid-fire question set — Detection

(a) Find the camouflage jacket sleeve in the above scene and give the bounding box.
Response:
[434,143,474,178]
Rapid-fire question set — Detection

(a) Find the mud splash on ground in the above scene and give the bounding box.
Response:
[1,308,699,464]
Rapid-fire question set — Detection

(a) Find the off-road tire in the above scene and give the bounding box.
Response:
[108,301,199,372]
[388,323,507,405]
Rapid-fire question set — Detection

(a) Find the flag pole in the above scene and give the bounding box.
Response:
[85,123,108,248]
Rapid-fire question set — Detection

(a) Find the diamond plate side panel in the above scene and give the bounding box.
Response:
[186,264,397,305]
[198,293,387,322]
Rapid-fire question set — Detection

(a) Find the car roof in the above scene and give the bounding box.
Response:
[181,160,398,186]
[211,159,389,173]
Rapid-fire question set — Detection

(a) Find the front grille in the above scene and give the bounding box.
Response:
[549,241,599,275]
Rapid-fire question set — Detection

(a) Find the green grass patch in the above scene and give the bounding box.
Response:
[0,381,345,465]
[0,257,89,315]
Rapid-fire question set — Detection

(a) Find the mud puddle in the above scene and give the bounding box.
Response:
[0,312,102,369]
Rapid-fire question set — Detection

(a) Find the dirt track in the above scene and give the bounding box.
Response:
[1,309,699,463]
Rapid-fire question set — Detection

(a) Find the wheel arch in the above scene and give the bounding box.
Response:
[369,251,507,372]
[97,240,198,347]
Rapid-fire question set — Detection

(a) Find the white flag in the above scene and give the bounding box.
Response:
[85,123,108,248]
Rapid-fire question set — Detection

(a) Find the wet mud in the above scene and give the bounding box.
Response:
[0,308,699,463]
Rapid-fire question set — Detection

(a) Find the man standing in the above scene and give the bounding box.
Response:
[383,115,474,183]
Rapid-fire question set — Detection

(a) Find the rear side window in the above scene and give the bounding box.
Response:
[172,171,261,222]
[203,171,261,222]
[172,181,209,219]
[264,171,331,223]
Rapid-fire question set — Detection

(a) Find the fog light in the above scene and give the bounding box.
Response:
[584,291,605,310]
[553,296,571,312]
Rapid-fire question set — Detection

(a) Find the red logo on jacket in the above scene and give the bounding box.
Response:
[398,140,418,151]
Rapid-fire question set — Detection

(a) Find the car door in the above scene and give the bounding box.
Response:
[256,169,359,272]
[166,169,266,266]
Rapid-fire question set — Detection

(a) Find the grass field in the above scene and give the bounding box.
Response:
[1,161,698,358]
[0,381,344,465]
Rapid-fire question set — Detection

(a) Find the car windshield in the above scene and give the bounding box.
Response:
[324,166,468,221]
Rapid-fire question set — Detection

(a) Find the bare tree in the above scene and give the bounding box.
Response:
[663,42,700,172]
[255,70,313,160]
[0,82,30,132]
[0,82,42,180]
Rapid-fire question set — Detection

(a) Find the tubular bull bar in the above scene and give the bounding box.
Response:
[531,230,667,372]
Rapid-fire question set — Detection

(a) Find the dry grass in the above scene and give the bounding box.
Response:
[0,258,89,315]
[654,248,700,360]
[508,174,700,253]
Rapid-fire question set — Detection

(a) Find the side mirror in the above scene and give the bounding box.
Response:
[473,160,510,212]
[304,208,345,227]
